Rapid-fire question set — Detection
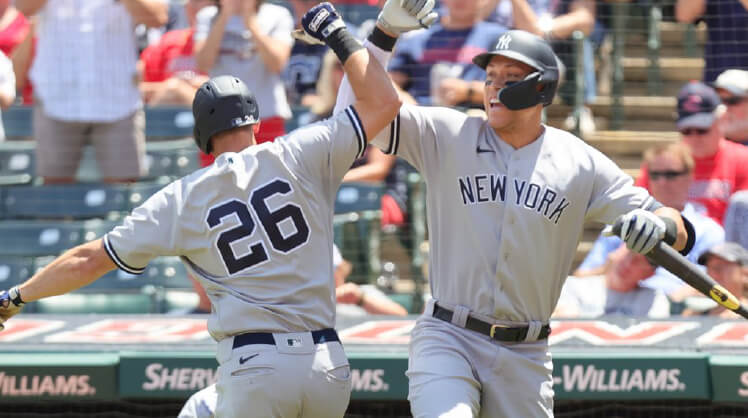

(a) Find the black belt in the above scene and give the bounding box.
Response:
[232,328,339,349]
[432,304,550,342]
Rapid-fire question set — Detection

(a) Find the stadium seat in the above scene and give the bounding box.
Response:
[145,106,194,140]
[1,105,32,140]
[88,256,192,292]
[0,256,34,289]
[0,140,35,186]
[32,293,156,314]
[2,183,130,220]
[0,221,86,257]
[334,183,384,284]
[142,138,200,179]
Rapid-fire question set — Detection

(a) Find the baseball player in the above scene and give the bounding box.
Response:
[0,2,433,416]
[333,29,696,416]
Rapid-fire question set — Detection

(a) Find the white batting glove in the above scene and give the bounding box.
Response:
[378,0,439,36]
[0,287,25,331]
[603,209,666,255]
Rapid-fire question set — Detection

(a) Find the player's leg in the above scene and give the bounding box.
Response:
[407,317,481,418]
[477,341,554,418]
[91,109,146,182]
[33,104,87,183]
[302,341,352,418]
[214,343,301,417]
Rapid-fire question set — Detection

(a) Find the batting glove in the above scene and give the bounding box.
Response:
[292,2,346,45]
[0,286,25,331]
[378,0,439,36]
[604,209,666,255]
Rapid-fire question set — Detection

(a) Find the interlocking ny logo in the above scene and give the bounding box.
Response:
[496,34,512,50]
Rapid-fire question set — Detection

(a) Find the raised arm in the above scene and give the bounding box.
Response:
[121,0,168,28]
[675,0,706,23]
[15,0,47,17]
[296,2,407,141]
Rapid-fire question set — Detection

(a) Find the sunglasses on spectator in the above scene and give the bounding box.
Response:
[722,96,748,106]
[649,169,689,180]
[679,128,709,136]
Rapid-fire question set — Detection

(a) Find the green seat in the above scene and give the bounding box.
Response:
[1,106,32,140]
[0,141,35,186]
[0,221,86,256]
[145,106,194,140]
[3,183,130,220]
[32,293,155,314]
[0,256,34,289]
[90,256,192,291]
[127,180,170,210]
[143,138,200,179]
[334,183,384,285]
[387,292,416,314]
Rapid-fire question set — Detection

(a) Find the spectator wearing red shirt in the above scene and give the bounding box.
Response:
[636,81,748,224]
[139,0,215,106]
[0,0,32,104]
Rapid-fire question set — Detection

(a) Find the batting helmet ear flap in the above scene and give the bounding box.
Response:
[497,70,558,110]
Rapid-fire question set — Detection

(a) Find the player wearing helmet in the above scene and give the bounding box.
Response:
[332,29,695,417]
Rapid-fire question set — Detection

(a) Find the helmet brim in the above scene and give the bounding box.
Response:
[473,50,549,73]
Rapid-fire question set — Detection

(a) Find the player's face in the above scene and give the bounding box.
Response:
[706,255,744,296]
[646,153,691,209]
[483,56,537,129]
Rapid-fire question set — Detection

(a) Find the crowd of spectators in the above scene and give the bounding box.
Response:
[0,0,747,319]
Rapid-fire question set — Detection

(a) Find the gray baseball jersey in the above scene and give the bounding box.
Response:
[371,105,658,322]
[104,106,366,341]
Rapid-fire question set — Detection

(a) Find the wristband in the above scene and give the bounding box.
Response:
[9,286,24,306]
[368,26,397,52]
[661,216,677,246]
[326,28,364,65]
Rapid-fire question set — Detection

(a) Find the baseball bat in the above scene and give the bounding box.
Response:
[612,223,748,320]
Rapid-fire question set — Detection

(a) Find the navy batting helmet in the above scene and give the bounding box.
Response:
[472,30,560,110]
[192,76,260,154]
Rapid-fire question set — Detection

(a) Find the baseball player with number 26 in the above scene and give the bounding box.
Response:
[0,1,427,416]
[332,25,696,417]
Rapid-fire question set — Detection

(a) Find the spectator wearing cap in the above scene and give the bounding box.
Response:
[713,69,748,146]
[555,244,671,318]
[680,242,748,318]
[576,142,725,296]
[635,81,748,224]
[676,0,748,83]
[17,0,168,184]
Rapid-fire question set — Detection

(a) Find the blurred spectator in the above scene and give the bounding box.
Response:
[334,244,408,316]
[490,0,598,135]
[388,0,506,106]
[680,242,748,317]
[0,49,14,141]
[17,0,168,184]
[712,69,748,146]
[194,0,293,166]
[306,50,412,228]
[283,0,332,107]
[0,0,32,104]
[139,0,215,106]
[675,0,748,83]
[635,81,748,224]
[9,15,33,105]
[724,190,748,248]
[555,244,670,318]
[576,142,725,296]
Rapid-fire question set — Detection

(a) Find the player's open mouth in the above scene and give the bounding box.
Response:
[489,99,503,109]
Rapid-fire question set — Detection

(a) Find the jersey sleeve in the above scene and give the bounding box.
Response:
[370,104,468,174]
[103,182,182,274]
[585,145,660,225]
[281,105,366,186]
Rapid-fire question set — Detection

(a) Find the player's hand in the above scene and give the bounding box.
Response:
[378,0,439,36]
[292,2,346,46]
[604,209,666,255]
[336,282,364,305]
[0,287,25,331]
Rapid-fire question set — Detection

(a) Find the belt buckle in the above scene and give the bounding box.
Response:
[489,323,510,339]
